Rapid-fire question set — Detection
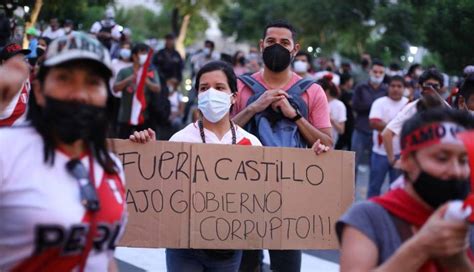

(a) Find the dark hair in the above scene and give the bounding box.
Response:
[204,40,215,49]
[371,59,385,68]
[340,73,353,86]
[30,59,117,174]
[389,62,401,71]
[400,108,474,152]
[131,43,150,56]
[194,61,237,94]
[317,76,339,98]
[295,51,312,64]
[459,74,474,101]
[165,33,175,39]
[39,37,52,46]
[419,68,444,88]
[407,63,421,77]
[232,50,244,66]
[263,20,297,41]
[389,75,405,85]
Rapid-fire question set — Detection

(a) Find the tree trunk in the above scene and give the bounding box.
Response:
[23,0,43,49]
[175,13,190,59]
[171,7,179,37]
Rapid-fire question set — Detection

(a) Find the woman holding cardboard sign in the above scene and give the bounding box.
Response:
[132,60,330,271]
[337,108,474,271]
[132,60,262,271]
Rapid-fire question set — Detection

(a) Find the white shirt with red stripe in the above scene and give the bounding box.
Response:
[0,126,126,271]
[169,121,262,146]
[369,96,409,156]
[0,80,30,127]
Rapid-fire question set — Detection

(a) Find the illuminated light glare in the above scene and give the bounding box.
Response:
[400,56,406,61]
[185,79,192,85]
[408,56,414,63]
[185,85,192,91]
[182,96,190,103]
[409,46,418,55]
[307,46,313,53]
[316,47,322,53]
[24,6,30,13]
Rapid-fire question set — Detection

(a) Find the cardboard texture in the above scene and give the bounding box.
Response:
[113,139,354,250]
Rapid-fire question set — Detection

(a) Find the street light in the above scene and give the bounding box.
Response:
[409,46,418,55]
[24,6,30,13]
[307,46,313,53]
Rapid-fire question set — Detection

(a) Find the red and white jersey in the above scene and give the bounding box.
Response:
[0,126,126,271]
[170,121,262,146]
[0,80,30,127]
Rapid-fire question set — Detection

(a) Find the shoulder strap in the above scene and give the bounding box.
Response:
[287,78,315,96]
[238,74,266,95]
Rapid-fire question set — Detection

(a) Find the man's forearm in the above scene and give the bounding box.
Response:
[232,105,256,127]
[296,117,333,147]
[382,128,395,161]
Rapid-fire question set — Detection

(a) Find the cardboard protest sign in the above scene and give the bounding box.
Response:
[112,139,354,249]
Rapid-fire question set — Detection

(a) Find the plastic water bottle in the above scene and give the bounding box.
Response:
[443,200,472,221]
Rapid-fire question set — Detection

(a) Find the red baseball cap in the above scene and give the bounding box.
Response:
[0,43,31,61]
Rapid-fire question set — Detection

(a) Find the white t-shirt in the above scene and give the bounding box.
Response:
[369,96,409,155]
[0,80,30,127]
[41,27,66,40]
[170,122,262,146]
[0,127,126,271]
[169,91,183,115]
[385,99,419,136]
[328,99,347,147]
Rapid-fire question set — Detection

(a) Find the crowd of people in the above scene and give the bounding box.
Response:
[1,10,474,272]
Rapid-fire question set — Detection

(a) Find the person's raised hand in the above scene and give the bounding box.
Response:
[412,203,470,259]
[129,128,156,144]
[0,56,29,111]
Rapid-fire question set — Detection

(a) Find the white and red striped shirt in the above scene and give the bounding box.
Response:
[0,80,30,127]
[0,126,126,271]
[169,121,262,146]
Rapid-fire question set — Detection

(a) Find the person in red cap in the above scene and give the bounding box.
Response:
[0,42,31,126]
[0,32,126,271]
[337,108,474,271]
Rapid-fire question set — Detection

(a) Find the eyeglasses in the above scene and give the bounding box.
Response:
[66,159,100,212]
[422,82,441,91]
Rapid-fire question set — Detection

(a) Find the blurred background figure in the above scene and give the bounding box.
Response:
[90,8,122,51]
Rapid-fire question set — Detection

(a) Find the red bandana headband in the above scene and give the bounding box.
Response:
[401,122,465,156]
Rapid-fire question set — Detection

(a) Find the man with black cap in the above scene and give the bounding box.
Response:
[0,32,127,271]
[0,42,31,126]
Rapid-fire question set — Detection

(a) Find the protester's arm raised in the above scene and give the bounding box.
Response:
[340,203,473,272]
[0,56,29,112]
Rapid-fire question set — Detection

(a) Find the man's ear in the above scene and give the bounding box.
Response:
[32,79,45,107]
[259,39,264,52]
[293,43,301,55]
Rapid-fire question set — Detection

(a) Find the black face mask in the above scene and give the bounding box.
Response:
[42,97,107,144]
[238,56,246,66]
[36,47,45,58]
[262,44,292,72]
[412,170,470,209]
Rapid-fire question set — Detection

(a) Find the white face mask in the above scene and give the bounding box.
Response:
[203,48,211,56]
[138,54,147,65]
[198,87,232,123]
[64,27,72,33]
[403,88,411,97]
[293,60,308,73]
[120,48,131,60]
[370,75,384,85]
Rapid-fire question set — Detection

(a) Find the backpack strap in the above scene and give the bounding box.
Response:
[239,74,267,95]
[286,78,315,97]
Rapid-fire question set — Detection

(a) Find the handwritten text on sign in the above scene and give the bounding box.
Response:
[113,140,354,249]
